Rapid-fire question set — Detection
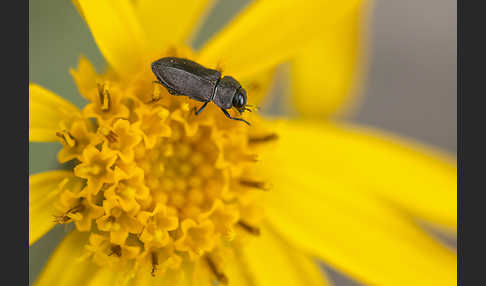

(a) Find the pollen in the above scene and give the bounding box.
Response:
[53,48,274,282]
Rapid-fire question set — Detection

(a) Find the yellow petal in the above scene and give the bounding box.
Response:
[258,121,456,285]
[265,120,457,229]
[72,0,86,22]
[265,191,456,285]
[34,231,102,286]
[263,181,456,285]
[197,0,361,80]
[69,55,99,100]
[74,0,149,76]
[135,0,215,48]
[225,224,332,286]
[291,1,370,117]
[85,269,119,286]
[130,265,192,286]
[29,84,81,142]
[241,68,276,107]
[29,171,72,245]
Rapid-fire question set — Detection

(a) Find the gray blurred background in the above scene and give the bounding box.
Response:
[29,0,456,285]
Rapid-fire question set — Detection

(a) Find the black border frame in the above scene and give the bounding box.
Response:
[6,0,28,285]
[458,1,486,285]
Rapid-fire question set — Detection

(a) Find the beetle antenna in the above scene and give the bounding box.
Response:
[245,104,260,112]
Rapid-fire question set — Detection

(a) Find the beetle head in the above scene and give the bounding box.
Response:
[232,87,247,113]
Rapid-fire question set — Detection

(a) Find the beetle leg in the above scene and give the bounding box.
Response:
[194,102,209,115]
[220,108,250,125]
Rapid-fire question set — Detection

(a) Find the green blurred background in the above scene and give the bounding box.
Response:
[29,0,456,285]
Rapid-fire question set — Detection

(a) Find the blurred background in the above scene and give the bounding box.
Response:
[29,0,456,285]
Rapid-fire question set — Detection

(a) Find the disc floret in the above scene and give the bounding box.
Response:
[53,50,270,282]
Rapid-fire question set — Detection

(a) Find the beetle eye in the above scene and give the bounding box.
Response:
[233,89,247,108]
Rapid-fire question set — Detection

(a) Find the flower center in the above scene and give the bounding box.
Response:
[54,49,275,283]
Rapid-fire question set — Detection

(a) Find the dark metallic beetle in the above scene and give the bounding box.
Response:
[151,57,251,125]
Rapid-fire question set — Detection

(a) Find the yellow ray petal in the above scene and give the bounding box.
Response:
[72,0,86,22]
[34,231,103,286]
[69,55,99,100]
[256,121,456,286]
[29,84,82,142]
[85,269,119,286]
[74,0,149,76]
[135,0,215,48]
[29,171,74,246]
[224,225,332,286]
[220,255,249,286]
[129,265,193,286]
[264,120,457,229]
[197,0,361,80]
[240,68,276,107]
[260,170,456,285]
[291,1,370,117]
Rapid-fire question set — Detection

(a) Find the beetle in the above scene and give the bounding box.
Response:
[151,57,251,125]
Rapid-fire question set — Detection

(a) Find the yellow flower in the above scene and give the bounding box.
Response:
[29,0,456,286]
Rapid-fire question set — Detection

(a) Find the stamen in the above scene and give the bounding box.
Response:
[205,256,228,285]
[97,83,111,112]
[108,245,122,257]
[100,183,112,192]
[56,130,77,148]
[248,133,278,144]
[53,201,85,224]
[67,203,86,214]
[105,215,116,223]
[106,131,118,143]
[239,179,269,191]
[237,221,260,236]
[52,214,71,224]
[151,252,158,277]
